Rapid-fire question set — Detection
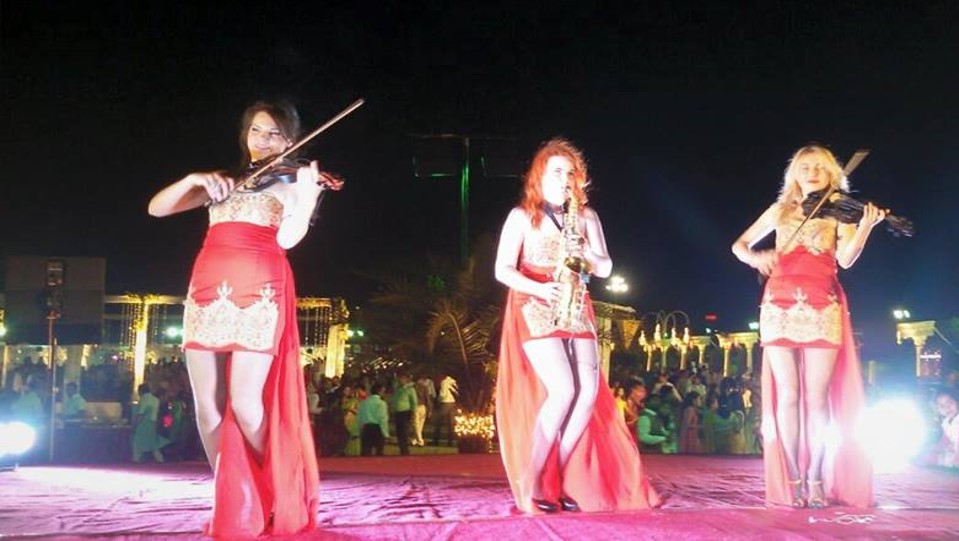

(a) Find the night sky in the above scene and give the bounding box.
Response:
[3,2,957,358]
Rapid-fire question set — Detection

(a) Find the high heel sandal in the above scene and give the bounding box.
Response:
[788,479,806,509]
[806,480,828,509]
[531,497,560,513]
[558,494,580,512]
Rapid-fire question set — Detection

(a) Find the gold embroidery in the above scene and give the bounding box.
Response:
[521,297,593,337]
[183,280,279,351]
[776,214,837,255]
[522,229,563,268]
[209,192,284,228]
[759,288,841,345]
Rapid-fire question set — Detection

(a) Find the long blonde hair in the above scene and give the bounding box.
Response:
[777,145,850,212]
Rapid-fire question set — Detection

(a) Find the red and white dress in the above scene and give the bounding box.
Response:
[496,224,661,513]
[759,210,873,508]
[183,191,319,537]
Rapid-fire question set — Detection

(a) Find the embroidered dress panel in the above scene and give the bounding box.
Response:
[184,281,279,351]
[775,213,837,255]
[760,209,844,347]
[760,288,842,345]
[209,191,284,228]
[521,227,563,268]
[519,226,593,337]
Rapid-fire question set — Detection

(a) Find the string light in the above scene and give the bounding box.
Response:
[454,413,495,440]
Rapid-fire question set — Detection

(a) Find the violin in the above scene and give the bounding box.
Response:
[236,157,344,193]
[801,189,915,237]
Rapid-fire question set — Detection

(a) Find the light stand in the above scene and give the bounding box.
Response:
[45,282,63,462]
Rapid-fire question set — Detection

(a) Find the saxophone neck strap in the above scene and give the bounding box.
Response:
[543,202,565,231]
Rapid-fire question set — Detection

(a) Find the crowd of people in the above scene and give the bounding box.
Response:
[304,366,460,457]
[615,367,762,456]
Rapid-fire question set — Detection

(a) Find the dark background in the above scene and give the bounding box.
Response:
[2,2,956,359]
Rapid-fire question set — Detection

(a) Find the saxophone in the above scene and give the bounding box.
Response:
[551,187,591,330]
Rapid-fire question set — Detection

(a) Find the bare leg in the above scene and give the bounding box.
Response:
[802,347,838,503]
[557,338,600,467]
[229,351,274,461]
[185,349,226,468]
[522,338,575,498]
[764,346,802,482]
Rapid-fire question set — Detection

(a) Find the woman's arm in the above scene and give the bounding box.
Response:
[835,203,886,269]
[148,172,234,217]
[581,207,613,279]
[275,161,325,249]
[494,208,558,300]
[731,203,780,276]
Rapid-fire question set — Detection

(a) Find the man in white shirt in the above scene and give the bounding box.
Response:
[432,374,458,446]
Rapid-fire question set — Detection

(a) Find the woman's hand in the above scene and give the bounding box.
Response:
[294,160,325,201]
[858,202,887,231]
[188,171,234,204]
[534,281,562,303]
[749,250,779,276]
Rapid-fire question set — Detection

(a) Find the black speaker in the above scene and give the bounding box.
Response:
[4,256,105,344]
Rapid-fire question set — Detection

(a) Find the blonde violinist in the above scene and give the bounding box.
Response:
[732,144,883,510]
[494,138,659,514]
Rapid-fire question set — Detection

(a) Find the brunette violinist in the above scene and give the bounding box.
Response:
[148,100,324,537]
[731,144,883,510]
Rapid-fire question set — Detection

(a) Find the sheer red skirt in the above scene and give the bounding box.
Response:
[760,249,872,507]
[496,285,661,513]
[185,223,320,537]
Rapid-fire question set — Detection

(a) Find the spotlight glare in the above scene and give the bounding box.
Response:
[856,398,926,473]
[0,422,37,457]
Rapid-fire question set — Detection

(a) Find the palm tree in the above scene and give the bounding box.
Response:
[362,236,502,412]
[424,250,501,412]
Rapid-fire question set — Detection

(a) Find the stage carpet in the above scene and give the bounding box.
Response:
[1,454,957,540]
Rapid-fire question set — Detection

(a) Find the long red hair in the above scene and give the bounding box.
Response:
[520,138,589,227]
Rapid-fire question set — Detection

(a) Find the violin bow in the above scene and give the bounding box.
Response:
[780,148,870,252]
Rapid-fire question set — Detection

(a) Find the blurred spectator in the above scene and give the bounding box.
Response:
[679,391,702,454]
[651,373,682,403]
[701,393,720,454]
[638,395,670,452]
[687,374,707,403]
[715,389,746,455]
[131,383,168,463]
[744,390,762,455]
[935,390,959,468]
[358,383,389,456]
[412,375,433,447]
[623,379,647,447]
[341,384,361,456]
[392,373,418,455]
[432,374,458,446]
[614,386,627,417]
[61,382,87,419]
[12,378,45,423]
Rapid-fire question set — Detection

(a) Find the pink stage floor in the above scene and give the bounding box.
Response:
[1,454,957,540]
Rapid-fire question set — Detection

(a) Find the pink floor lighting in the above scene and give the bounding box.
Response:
[1,454,957,540]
